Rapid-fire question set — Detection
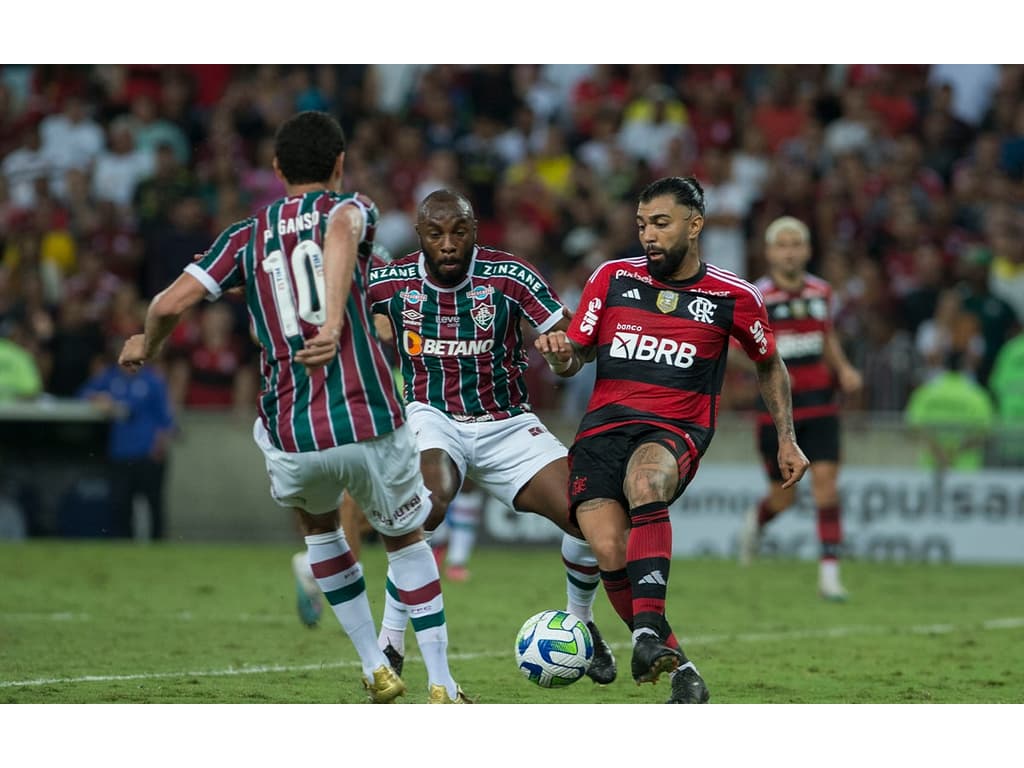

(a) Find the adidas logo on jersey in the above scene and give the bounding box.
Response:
[638,570,667,586]
[621,288,641,300]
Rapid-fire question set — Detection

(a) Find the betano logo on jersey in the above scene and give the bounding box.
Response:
[609,332,696,368]
[403,330,494,357]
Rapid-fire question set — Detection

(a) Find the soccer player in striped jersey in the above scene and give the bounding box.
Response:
[536,176,810,703]
[118,111,468,704]
[738,216,863,601]
[351,188,618,685]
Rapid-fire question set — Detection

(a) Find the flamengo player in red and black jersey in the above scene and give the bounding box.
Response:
[119,111,469,704]
[738,216,863,602]
[536,176,809,704]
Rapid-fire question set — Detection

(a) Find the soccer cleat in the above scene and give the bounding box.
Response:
[382,643,404,677]
[363,664,406,703]
[630,634,681,684]
[585,621,617,684]
[738,505,761,566]
[427,683,473,703]
[665,662,710,703]
[819,581,849,602]
[818,562,848,602]
[291,551,322,628]
[445,564,470,582]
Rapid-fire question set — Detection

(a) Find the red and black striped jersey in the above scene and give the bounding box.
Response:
[368,246,564,421]
[754,272,836,425]
[186,190,404,452]
[567,257,774,455]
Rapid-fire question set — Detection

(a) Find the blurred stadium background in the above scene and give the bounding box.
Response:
[0,63,1021,562]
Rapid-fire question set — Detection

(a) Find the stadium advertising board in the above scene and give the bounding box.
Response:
[480,465,1024,564]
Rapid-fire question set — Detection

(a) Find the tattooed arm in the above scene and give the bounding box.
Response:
[754,351,810,488]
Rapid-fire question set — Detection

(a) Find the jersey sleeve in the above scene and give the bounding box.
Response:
[184,219,252,299]
[566,263,611,348]
[366,264,392,314]
[508,257,565,333]
[730,282,776,362]
[327,192,379,260]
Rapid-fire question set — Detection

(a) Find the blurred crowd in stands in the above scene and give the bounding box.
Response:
[0,64,1022,430]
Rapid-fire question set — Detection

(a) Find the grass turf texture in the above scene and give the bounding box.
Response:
[2,541,1022,704]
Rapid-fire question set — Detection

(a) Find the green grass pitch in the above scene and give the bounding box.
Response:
[2,540,1022,704]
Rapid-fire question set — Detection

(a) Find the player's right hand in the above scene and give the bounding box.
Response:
[295,328,340,371]
[534,330,573,367]
[118,334,148,373]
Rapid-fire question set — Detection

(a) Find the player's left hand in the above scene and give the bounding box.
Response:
[777,440,810,489]
[118,334,148,372]
[295,328,340,371]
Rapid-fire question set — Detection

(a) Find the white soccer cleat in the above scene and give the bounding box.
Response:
[818,573,849,602]
[738,506,761,566]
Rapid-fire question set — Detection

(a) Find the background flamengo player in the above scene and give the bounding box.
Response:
[738,216,863,602]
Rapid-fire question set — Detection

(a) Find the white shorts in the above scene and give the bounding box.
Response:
[405,402,567,510]
[254,420,430,537]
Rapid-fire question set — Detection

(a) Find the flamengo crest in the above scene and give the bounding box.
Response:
[687,296,717,324]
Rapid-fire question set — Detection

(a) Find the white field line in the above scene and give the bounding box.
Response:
[2,616,1022,689]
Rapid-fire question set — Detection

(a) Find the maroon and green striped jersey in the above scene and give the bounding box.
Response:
[367,246,564,421]
[185,190,404,452]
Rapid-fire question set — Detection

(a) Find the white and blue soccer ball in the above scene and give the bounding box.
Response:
[514,609,594,688]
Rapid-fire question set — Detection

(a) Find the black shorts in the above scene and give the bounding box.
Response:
[567,423,700,520]
[758,414,840,481]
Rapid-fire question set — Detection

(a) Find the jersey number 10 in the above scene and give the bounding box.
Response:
[262,241,327,337]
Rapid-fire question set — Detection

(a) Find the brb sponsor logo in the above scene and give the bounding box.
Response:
[609,332,696,368]
[578,298,602,334]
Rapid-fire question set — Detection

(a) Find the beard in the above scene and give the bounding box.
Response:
[424,253,471,286]
[646,240,688,281]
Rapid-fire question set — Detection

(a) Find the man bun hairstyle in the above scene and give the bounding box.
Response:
[638,176,706,217]
[274,111,346,185]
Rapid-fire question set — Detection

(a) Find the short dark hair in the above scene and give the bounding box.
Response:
[638,176,706,217]
[273,111,346,185]
[417,188,474,222]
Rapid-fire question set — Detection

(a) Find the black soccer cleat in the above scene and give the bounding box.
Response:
[585,621,617,684]
[382,643,404,677]
[630,634,681,684]
[665,662,710,703]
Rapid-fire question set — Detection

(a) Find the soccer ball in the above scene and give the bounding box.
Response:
[514,609,594,687]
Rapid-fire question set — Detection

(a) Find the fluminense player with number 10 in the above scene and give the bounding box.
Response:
[117,111,468,704]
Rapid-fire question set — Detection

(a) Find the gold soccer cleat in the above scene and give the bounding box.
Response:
[363,664,406,703]
[427,683,473,703]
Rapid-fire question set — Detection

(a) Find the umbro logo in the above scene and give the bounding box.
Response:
[638,570,667,586]
[621,288,641,300]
